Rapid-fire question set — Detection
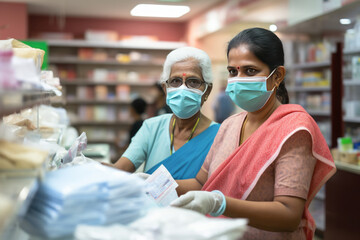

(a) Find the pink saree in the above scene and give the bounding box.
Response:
[202,104,336,239]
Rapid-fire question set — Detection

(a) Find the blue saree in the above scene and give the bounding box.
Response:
[146,124,220,179]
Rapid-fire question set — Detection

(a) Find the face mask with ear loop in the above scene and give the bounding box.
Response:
[166,84,208,119]
[225,68,277,112]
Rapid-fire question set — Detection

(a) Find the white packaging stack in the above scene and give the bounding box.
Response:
[20,163,155,239]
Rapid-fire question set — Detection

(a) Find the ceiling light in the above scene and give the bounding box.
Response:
[269,24,277,32]
[130,4,190,18]
[340,18,351,25]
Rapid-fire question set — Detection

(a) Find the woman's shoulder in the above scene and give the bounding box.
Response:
[221,111,247,126]
[143,114,172,126]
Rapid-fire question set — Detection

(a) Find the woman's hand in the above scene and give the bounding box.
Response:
[170,190,225,216]
[101,162,115,168]
[134,172,150,180]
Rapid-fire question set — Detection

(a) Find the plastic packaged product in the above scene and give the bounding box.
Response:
[21,163,155,239]
[0,50,18,89]
[75,207,248,240]
[338,137,353,152]
[62,132,87,164]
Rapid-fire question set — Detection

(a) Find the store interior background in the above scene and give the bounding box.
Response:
[1,0,360,239]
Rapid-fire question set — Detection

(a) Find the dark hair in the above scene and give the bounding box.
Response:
[131,98,147,115]
[227,28,289,104]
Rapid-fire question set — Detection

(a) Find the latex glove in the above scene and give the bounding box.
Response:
[134,172,150,180]
[170,190,225,216]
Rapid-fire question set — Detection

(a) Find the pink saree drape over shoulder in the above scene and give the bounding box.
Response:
[202,104,336,239]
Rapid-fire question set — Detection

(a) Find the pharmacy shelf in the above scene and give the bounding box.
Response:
[287,86,331,92]
[49,56,163,67]
[307,109,331,117]
[343,116,360,123]
[0,90,56,118]
[288,61,331,70]
[335,161,360,175]
[87,139,116,144]
[49,40,179,163]
[61,79,154,87]
[0,177,39,240]
[46,39,187,50]
[343,48,360,55]
[71,120,132,126]
[343,79,360,86]
[66,99,131,105]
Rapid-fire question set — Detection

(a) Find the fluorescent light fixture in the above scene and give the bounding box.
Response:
[269,24,277,32]
[130,4,190,18]
[340,18,351,25]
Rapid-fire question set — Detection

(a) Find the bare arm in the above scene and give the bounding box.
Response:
[176,167,208,195]
[224,194,306,232]
[109,157,136,172]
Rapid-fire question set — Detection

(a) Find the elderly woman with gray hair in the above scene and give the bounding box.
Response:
[111,47,220,179]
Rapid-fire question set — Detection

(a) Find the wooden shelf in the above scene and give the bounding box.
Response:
[71,120,132,126]
[288,61,331,70]
[287,86,331,92]
[61,79,154,87]
[343,79,360,86]
[49,56,163,66]
[66,99,131,105]
[343,116,360,123]
[46,39,187,50]
[0,90,56,118]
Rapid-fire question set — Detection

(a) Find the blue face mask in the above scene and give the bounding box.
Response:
[225,69,277,112]
[166,85,207,119]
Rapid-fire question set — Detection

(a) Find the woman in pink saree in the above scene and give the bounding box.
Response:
[171,28,336,240]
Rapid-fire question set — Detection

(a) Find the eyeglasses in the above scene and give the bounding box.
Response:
[166,77,207,89]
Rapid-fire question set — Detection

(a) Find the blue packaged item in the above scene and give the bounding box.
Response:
[21,163,155,239]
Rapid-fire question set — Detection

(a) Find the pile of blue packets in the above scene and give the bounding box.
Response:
[21,163,154,239]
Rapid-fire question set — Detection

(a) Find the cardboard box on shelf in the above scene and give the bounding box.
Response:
[340,151,359,165]
[85,30,118,42]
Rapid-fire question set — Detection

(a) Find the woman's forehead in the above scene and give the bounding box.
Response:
[228,45,262,66]
[170,59,202,76]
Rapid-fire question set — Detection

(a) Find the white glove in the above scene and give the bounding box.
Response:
[134,172,150,180]
[170,190,226,216]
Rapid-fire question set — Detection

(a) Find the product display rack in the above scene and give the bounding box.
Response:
[342,48,360,129]
[280,1,360,239]
[0,177,39,240]
[47,40,186,162]
[0,90,55,118]
[0,88,59,240]
[287,59,333,146]
[286,58,333,235]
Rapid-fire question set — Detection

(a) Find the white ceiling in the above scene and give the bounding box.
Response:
[2,0,225,22]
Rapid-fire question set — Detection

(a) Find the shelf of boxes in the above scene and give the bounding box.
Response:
[281,2,360,238]
[49,56,164,66]
[48,40,185,161]
[0,88,62,240]
[287,86,331,92]
[288,61,331,70]
[0,90,55,118]
[61,79,154,87]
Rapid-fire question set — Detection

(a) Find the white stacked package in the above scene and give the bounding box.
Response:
[21,163,155,239]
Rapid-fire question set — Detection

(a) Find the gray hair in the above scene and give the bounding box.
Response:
[160,47,213,83]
